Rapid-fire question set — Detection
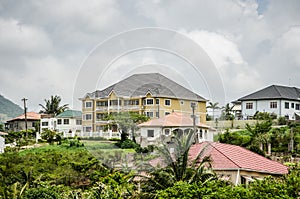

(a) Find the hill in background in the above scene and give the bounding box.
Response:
[0,95,23,124]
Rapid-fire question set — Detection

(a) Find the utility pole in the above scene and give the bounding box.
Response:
[191,102,197,143]
[22,98,28,138]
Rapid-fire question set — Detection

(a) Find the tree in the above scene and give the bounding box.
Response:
[140,131,215,196]
[206,102,220,120]
[41,129,57,144]
[39,95,69,116]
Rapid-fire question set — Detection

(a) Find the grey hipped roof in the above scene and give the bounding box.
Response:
[238,85,300,101]
[82,73,206,101]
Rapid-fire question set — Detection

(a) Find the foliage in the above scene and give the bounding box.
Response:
[218,129,251,147]
[206,102,220,120]
[23,187,60,199]
[39,95,69,116]
[41,129,58,144]
[253,111,277,120]
[278,116,288,125]
[219,103,235,121]
[139,132,216,196]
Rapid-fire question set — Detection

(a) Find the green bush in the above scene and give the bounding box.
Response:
[23,188,60,199]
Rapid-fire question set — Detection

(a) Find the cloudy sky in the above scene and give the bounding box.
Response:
[1,0,300,112]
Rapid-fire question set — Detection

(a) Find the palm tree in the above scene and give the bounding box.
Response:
[139,131,215,196]
[39,95,69,116]
[206,102,220,120]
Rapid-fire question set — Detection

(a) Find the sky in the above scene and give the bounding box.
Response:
[0,0,300,112]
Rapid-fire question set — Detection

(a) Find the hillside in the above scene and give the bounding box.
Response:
[0,95,23,123]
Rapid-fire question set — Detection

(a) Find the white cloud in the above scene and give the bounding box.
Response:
[0,18,52,55]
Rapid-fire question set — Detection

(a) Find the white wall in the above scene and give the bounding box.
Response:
[0,136,5,153]
[241,99,300,120]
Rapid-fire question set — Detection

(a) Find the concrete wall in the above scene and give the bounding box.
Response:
[207,120,258,129]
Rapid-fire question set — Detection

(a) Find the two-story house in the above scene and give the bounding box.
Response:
[40,110,82,137]
[80,73,207,133]
[238,85,300,120]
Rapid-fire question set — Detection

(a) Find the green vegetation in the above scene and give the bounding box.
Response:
[0,136,300,198]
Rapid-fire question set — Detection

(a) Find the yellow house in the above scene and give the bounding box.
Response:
[79,73,207,132]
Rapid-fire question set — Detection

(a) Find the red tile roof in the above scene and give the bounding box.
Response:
[7,112,41,121]
[189,142,288,175]
[138,112,210,128]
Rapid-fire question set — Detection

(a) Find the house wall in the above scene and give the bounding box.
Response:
[81,93,207,132]
[0,136,5,153]
[241,99,300,120]
[41,117,82,136]
[7,120,37,132]
[139,126,213,147]
[215,169,275,185]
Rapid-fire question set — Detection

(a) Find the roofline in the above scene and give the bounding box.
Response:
[238,97,300,101]
[213,168,287,175]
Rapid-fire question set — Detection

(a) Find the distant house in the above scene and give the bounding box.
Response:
[238,85,300,120]
[5,112,41,132]
[0,132,7,153]
[189,142,288,185]
[138,112,213,147]
[40,110,82,137]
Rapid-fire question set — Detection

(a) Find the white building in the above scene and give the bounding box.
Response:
[0,132,7,153]
[238,85,300,120]
[138,112,214,147]
[40,110,82,137]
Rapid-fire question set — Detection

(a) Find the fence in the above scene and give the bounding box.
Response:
[63,130,121,139]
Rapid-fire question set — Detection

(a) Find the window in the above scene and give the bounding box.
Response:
[156,111,159,118]
[57,119,62,125]
[145,112,154,118]
[165,99,171,106]
[164,129,170,136]
[296,104,300,110]
[285,102,289,109]
[85,114,92,120]
[191,102,197,107]
[165,112,170,116]
[96,101,108,106]
[199,129,203,138]
[291,103,295,108]
[96,113,106,120]
[63,119,69,125]
[85,101,92,108]
[147,130,154,137]
[246,102,253,109]
[76,119,82,125]
[42,122,48,126]
[124,99,139,106]
[180,100,184,105]
[156,99,159,104]
[83,126,92,132]
[110,100,120,106]
[146,98,154,105]
[270,102,277,109]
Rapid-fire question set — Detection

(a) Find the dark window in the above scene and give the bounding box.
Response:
[165,112,170,116]
[164,129,170,135]
[85,114,92,120]
[96,101,108,106]
[57,119,62,125]
[246,103,253,109]
[42,122,48,126]
[291,103,295,108]
[270,102,277,109]
[147,130,154,137]
[296,104,300,110]
[63,119,69,125]
[110,100,120,106]
[76,120,82,125]
[146,112,154,118]
[156,99,159,104]
[285,102,289,109]
[146,99,154,105]
[85,101,92,108]
[165,99,171,106]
